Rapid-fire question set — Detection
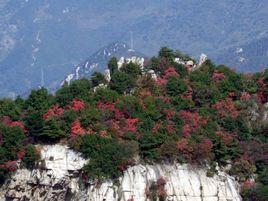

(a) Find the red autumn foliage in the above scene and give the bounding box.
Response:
[114,109,125,119]
[182,124,191,138]
[157,96,171,104]
[99,130,108,137]
[163,109,176,120]
[257,77,267,103]
[238,141,268,165]
[177,138,214,162]
[163,67,179,79]
[166,124,175,134]
[228,92,236,98]
[43,104,64,119]
[155,77,168,86]
[152,122,161,134]
[158,58,170,73]
[177,138,188,151]
[138,89,152,99]
[118,159,136,172]
[200,138,213,152]
[157,177,167,186]
[212,70,226,81]
[70,119,86,138]
[125,118,139,132]
[241,180,255,190]
[240,92,251,101]
[97,101,125,120]
[190,138,214,162]
[127,197,134,201]
[181,85,193,99]
[97,101,115,111]
[70,99,86,111]
[17,149,26,160]
[216,131,235,145]
[179,111,207,137]
[156,177,167,199]
[2,116,28,133]
[212,98,238,119]
[0,161,17,172]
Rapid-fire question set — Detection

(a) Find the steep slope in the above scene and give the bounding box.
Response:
[0,144,241,201]
[63,42,146,84]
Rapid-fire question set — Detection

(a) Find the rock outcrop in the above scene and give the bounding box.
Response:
[0,145,241,201]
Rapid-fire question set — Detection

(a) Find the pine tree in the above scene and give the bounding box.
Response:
[40,118,65,140]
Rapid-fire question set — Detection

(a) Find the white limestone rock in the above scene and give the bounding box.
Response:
[186,60,194,67]
[40,144,88,180]
[147,70,157,80]
[104,69,111,82]
[117,56,145,70]
[198,53,208,67]
[0,144,241,201]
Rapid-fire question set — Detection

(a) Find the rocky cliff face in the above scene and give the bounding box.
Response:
[0,145,241,201]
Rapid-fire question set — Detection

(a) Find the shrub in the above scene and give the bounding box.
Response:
[166,77,187,96]
[56,79,92,106]
[229,158,256,181]
[25,88,53,112]
[91,72,107,87]
[40,118,65,141]
[70,135,137,180]
[121,62,142,79]
[0,125,26,182]
[108,57,118,75]
[22,145,40,169]
[110,71,135,94]
[242,185,268,201]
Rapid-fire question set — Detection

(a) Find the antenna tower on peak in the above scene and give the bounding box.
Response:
[129,31,134,51]
[41,67,45,87]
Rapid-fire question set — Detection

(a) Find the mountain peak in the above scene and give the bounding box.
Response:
[62,41,146,85]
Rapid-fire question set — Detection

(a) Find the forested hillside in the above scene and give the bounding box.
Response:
[0,48,267,200]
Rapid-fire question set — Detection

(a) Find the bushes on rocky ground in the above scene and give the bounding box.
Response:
[0,47,267,196]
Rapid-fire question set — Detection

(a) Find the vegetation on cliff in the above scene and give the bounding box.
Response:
[0,47,267,199]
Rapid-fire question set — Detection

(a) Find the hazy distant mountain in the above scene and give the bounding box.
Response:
[215,36,268,72]
[0,0,267,97]
[63,42,145,84]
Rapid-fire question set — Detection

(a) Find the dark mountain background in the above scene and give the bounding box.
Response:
[0,0,267,97]
[62,42,145,85]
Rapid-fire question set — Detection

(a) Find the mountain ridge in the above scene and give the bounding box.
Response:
[63,41,146,85]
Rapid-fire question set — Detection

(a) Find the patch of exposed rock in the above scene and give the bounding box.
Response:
[0,145,241,201]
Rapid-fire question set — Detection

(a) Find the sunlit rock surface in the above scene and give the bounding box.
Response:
[0,145,241,201]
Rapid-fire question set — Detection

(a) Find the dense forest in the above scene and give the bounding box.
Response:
[0,48,267,200]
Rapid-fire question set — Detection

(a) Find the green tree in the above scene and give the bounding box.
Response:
[110,71,135,94]
[25,88,53,112]
[173,63,188,78]
[174,50,193,61]
[0,99,23,120]
[108,57,118,75]
[0,125,26,182]
[91,72,107,87]
[24,109,45,139]
[166,77,188,96]
[71,135,137,180]
[56,79,92,106]
[159,47,174,61]
[121,62,142,79]
[22,145,40,169]
[40,118,65,141]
